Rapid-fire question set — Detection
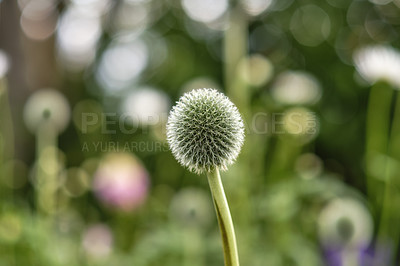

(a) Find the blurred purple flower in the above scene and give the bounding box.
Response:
[359,242,392,266]
[93,153,149,211]
[323,243,392,266]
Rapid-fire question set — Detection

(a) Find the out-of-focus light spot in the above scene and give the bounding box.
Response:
[82,224,113,259]
[183,16,227,42]
[369,0,392,5]
[143,32,168,70]
[81,157,100,177]
[56,210,84,234]
[38,188,70,214]
[169,187,213,228]
[295,153,323,179]
[96,38,149,93]
[0,160,28,189]
[282,107,319,144]
[181,76,220,94]
[0,213,22,243]
[63,168,90,197]
[270,71,322,106]
[121,87,170,126]
[17,0,31,10]
[241,0,273,16]
[268,0,293,11]
[73,100,103,133]
[70,0,111,16]
[364,18,396,42]
[318,198,373,249]
[20,0,58,41]
[23,89,71,134]
[353,45,400,89]
[290,5,331,47]
[182,0,228,23]
[326,0,350,8]
[250,25,291,62]
[93,153,150,212]
[334,27,360,65]
[56,7,102,71]
[238,54,274,87]
[258,185,298,221]
[112,1,149,35]
[0,50,9,78]
[347,1,371,28]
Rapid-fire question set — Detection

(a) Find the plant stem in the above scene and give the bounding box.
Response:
[207,168,240,266]
[365,82,393,209]
[377,91,400,261]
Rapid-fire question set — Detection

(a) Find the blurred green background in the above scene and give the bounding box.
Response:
[1,0,400,265]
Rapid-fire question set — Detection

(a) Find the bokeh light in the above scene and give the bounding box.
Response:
[96,37,149,93]
[182,0,228,24]
[121,87,170,126]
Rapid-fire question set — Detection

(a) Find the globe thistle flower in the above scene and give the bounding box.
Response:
[166,88,244,174]
[353,45,400,89]
[93,153,149,212]
[167,88,243,266]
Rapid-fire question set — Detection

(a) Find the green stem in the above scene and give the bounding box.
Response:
[365,82,393,209]
[207,168,239,266]
[36,123,58,214]
[377,91,400,260]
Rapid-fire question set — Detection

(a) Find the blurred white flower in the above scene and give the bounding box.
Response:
[271,71,322,105]
[82,224,113,259]
[318,198,373,249]
[23,89,71,133]
[353,45,400,89]
[121,87,170,126]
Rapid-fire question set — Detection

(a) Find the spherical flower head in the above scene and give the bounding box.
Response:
[167,88,245,174]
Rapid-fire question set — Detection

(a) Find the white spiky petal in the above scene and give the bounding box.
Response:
[167,88,245,174]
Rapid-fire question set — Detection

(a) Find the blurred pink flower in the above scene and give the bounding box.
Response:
[93,153,149,211]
